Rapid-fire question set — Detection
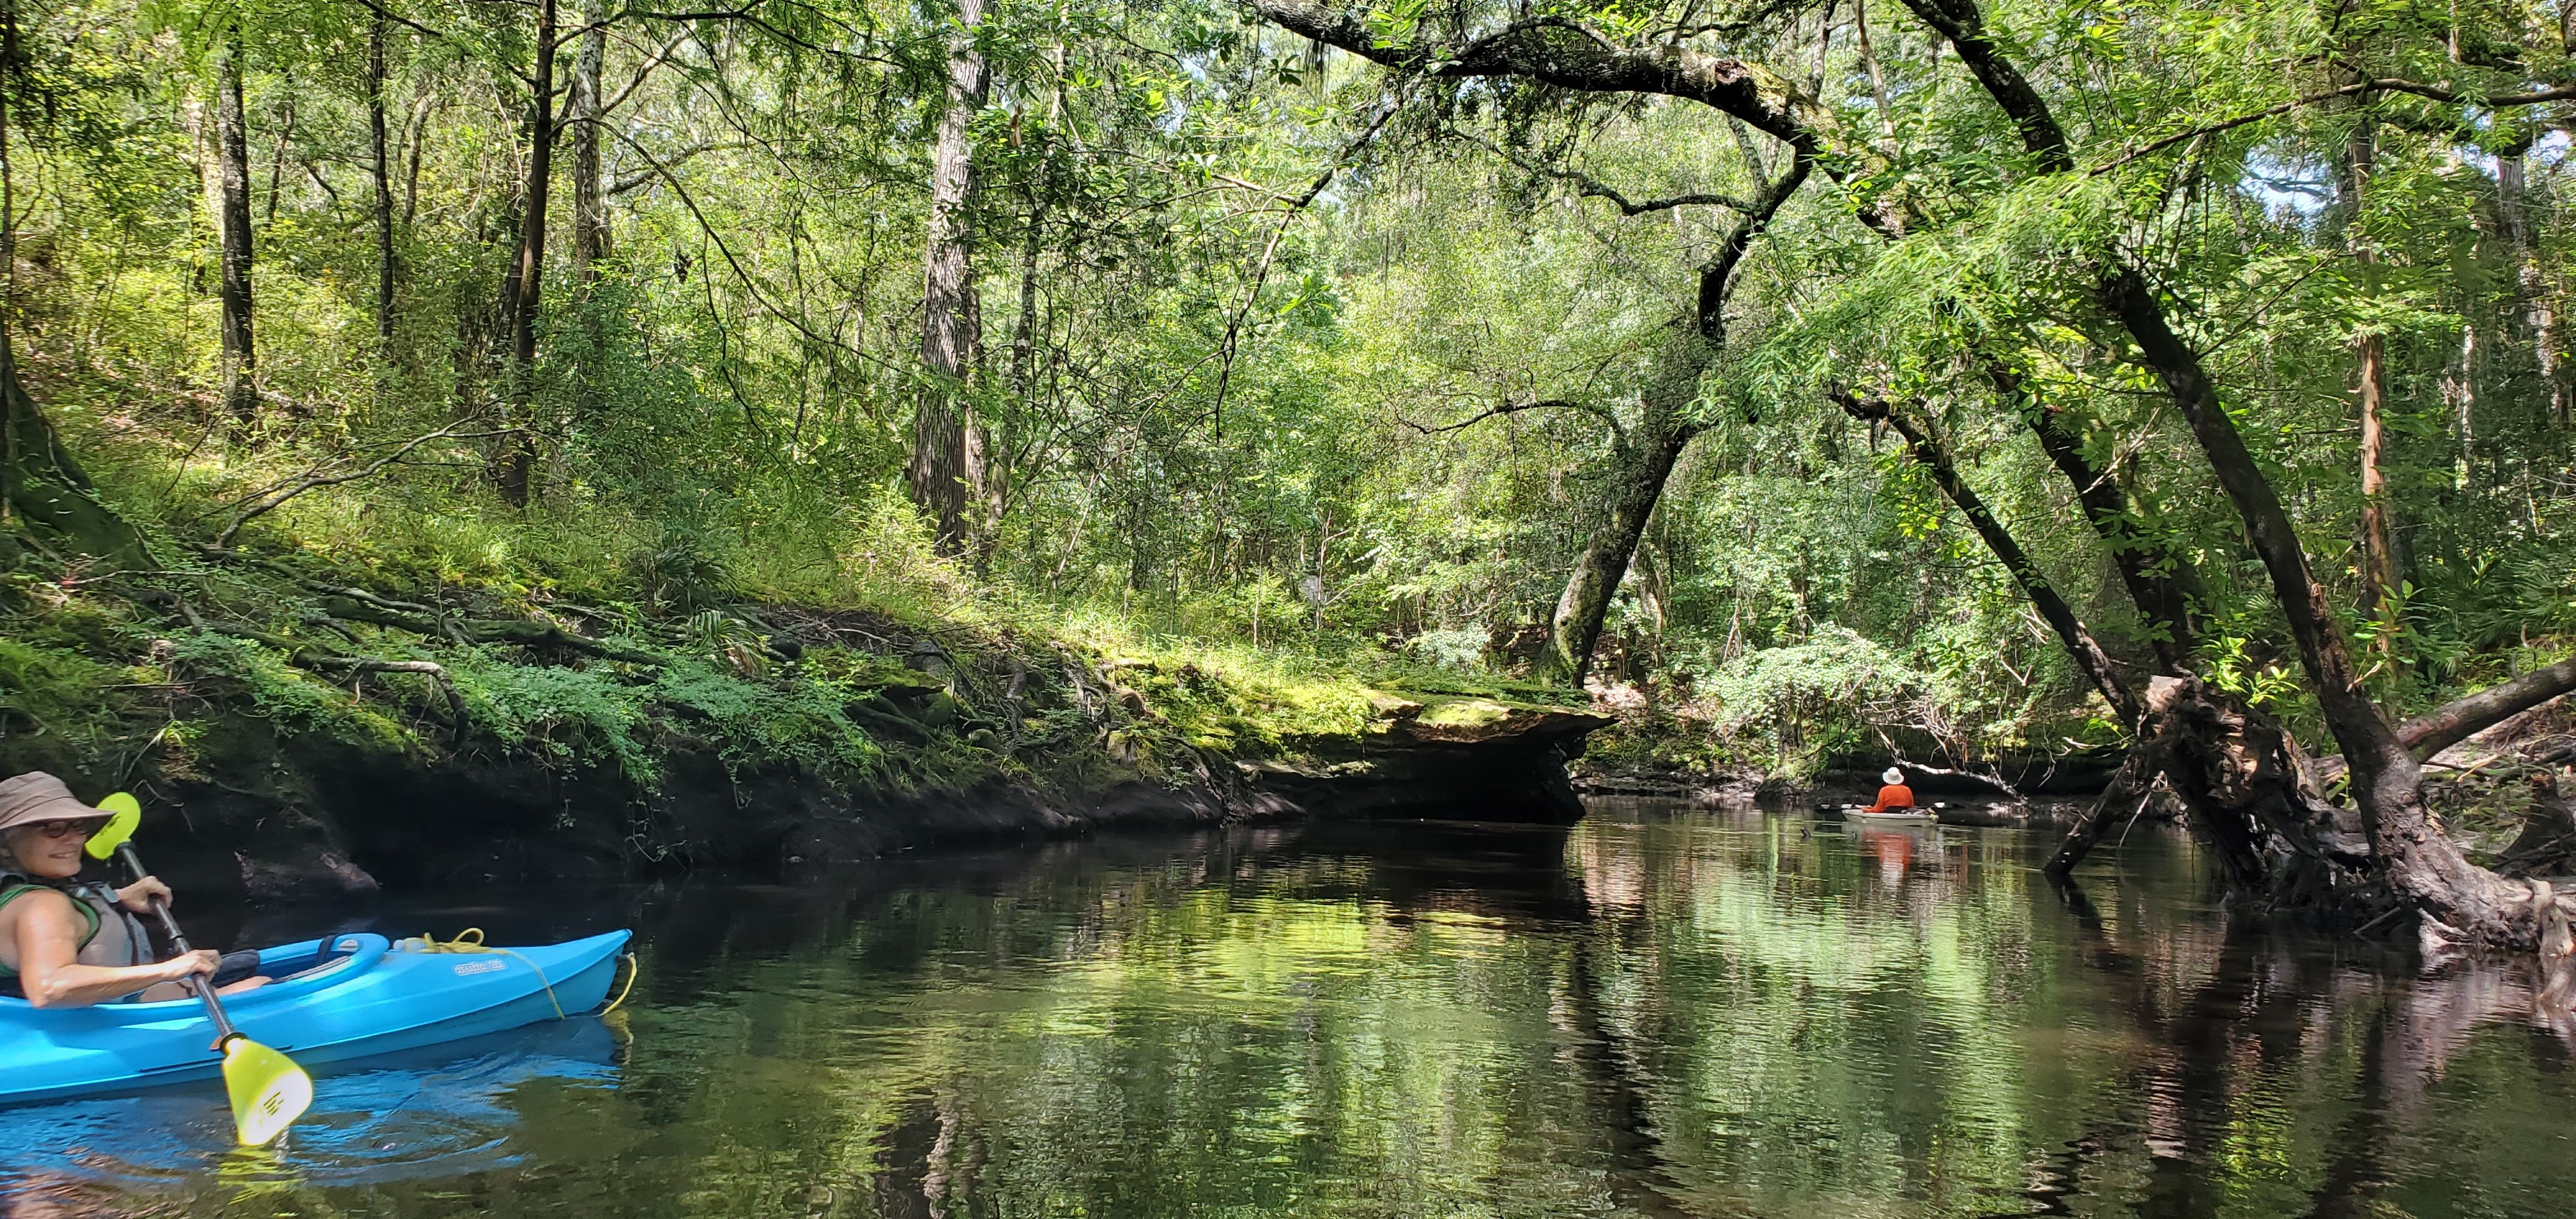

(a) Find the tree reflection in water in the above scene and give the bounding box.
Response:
[8,802,2575,1218]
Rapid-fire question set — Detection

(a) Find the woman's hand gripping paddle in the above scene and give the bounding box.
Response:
[88,793,313,1146]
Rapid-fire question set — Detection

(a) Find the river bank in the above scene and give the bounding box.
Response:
[0,538,1611,899]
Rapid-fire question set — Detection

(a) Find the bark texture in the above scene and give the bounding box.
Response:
[3,360,157,570]
[1545,341,1709,685]
[907,0,991,557]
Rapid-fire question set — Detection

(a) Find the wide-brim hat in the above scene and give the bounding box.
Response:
[1882,767,1906,785]
[0,772,112,832]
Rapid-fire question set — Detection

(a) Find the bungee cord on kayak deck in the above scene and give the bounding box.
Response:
[401,929,567,1021]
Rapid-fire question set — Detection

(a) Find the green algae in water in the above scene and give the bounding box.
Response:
[8,808,2576,1218]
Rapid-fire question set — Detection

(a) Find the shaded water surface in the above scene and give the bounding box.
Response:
[7,802,2576,1217]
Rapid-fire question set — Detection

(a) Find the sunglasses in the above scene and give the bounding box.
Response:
[19,819,99,841]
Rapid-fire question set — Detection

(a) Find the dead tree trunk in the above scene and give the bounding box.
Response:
[2399,654,2576,758]
[907,0,990,557]
[215,26,256,424]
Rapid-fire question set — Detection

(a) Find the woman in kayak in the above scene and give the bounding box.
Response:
[0,772,262,1007]
[1862,767,1916,814]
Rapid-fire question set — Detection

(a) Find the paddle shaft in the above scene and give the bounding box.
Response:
[114,841,243,1045]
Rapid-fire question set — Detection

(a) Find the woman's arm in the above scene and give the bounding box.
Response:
[10,889,216,1008]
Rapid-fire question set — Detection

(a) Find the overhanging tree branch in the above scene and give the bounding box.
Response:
[1243,0,1838,153]
[1834,388,2140,725]
[1460,132,1757,215]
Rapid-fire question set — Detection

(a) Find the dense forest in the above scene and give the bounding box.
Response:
[11,0,2576,944]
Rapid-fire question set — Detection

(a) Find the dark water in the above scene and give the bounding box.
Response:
[7,801,2576,1218]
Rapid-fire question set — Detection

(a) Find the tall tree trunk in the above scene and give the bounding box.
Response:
[500,0,559,507]
[2496,153,2568,423]
[215,26,256,424]
[565,4,608,424]
[2346,119,2402,655]
[369,16,394,355]
[569,9,607,286]
[907,0,989,556]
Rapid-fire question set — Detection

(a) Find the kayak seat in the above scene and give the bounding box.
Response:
[265,938,362,984]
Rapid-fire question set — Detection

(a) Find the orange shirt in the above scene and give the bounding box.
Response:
[1862,783,1915,814]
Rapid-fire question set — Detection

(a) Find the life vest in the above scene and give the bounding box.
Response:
[1863,783,1916,814]
[0,868,152,995]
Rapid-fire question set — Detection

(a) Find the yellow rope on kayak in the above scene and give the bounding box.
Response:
[408,928,564,1020]
[599,953,639,1015]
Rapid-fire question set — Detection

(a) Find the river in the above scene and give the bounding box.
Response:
[5,799,2573,1218]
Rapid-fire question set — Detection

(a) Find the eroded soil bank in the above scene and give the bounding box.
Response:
[1,556,1611,898]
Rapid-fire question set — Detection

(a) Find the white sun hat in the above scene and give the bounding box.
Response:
[1882,767,1905,785]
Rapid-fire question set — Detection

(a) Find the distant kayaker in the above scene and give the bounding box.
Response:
[0,772,263,1007]
[1862,767,1916,815]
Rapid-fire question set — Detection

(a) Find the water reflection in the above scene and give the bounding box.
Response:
[5,802,2573,1218]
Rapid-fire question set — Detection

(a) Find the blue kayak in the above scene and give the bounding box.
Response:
[0,929,631,1106]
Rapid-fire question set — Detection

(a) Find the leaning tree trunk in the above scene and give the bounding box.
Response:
[215,26,256,425]
[1987,360,2204,669]
[1,60,149,569]
[497,0,558,507]
[1909,0,2568,948]
[1834,390,2140,724]
[907,0,990,557]
[2,359,157,571]
[2102,268,2553,947]
[1545,335,1707,686]
[1543,152,1812,685]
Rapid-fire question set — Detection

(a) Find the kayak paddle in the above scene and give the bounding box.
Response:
[88,792,314,1147]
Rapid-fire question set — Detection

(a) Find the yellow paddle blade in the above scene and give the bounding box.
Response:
[220,1036,314,1147]
[86,792,142,861]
